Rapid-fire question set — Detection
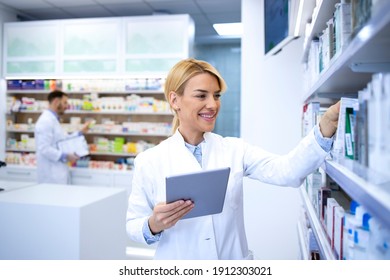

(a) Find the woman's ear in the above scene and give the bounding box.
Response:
[169,91,180,111]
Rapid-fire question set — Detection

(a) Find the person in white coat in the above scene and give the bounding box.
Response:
[126,58,340,259]
[35,90,90,184]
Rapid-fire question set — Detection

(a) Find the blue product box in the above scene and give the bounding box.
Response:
[7,80,22,90]
[35,79,45,90]
[21,80,36,90]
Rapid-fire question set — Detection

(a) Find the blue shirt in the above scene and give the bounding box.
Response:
[141,124,333,244]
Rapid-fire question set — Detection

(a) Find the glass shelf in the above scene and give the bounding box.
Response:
[324,160,390,229]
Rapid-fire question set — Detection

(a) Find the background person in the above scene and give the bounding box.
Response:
[35,90,90,184]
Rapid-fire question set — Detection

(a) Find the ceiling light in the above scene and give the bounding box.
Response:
[213,23,242,36]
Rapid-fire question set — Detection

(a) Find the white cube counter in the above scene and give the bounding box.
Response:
[0,179,36,192]
[0,184,127,260]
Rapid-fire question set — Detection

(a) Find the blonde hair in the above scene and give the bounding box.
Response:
[164,58,227,133]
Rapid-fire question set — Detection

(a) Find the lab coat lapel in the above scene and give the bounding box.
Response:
[168,130,202,174]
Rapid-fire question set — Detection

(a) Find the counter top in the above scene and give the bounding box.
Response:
[0,179,36,192]
[0,183,126,207]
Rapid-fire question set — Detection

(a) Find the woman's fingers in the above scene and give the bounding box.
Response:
[149,200,194,234]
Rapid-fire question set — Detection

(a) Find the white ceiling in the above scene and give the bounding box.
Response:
[0,0,242,44]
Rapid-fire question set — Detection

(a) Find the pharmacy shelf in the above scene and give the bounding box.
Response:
[6,149,138,157]
[66,110,172,115]
[6,148,35,153]
[87,131,170,137]
[324,160,390,230]
[7,90,164,95]
[302,0,339,63]
[297,221,309,260]
[6,129,34,133]
[90,151,137,157]
[13,110,172,115]
[97,90,164,95]
[303,0,390,102]
[6,128,170,137]
[299,186,336,260]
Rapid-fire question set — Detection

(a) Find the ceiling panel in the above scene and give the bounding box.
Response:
[45,0,96,7]
[206,12,241,24]
[103,3,155,17]
[61,5,115,18]
[196,0,241,14]
[22,7,74,19]
[95,0,143,4]
[0,0,49,9]
[188,13,210,25]
[147,1,202,14]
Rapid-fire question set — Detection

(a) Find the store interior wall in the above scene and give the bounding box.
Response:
[0,8,17,160]
[241,0,304,259]
[194,43,241,137]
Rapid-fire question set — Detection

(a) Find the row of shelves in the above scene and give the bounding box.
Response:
[300,159,390,260]
[300,0,390,260]
[7,110,173,115]
[7,128,170,137]
[303,0,390,102]
[3,78,174,171]
[5,149,138,157]
[7,89,165,95]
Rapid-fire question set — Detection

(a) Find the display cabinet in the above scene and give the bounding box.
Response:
[3,14,194,78]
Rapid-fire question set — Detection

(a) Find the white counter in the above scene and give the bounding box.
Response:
[0,183,127,260]
[0,179,36,192]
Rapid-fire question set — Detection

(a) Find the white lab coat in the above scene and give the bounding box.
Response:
[35,110,75,184]
[126,128,328,259]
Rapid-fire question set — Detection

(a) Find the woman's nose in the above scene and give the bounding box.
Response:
[206,95,217,108]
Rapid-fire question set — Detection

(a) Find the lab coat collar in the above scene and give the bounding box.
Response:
[172,129,211,146]
[47,109,60,121]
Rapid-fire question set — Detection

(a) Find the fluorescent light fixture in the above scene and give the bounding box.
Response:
[213,22,242,36]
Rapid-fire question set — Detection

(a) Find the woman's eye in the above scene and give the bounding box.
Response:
[214,94,221,99]
[196,95,206,99]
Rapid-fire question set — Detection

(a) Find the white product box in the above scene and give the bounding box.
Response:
[334,206,345,259]
[326,197,340,247]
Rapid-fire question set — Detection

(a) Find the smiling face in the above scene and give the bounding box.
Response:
[169,73,221,145]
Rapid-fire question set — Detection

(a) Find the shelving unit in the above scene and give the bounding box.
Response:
[303,0,390,102]
[300,0,390,259]
[4,85,173,185]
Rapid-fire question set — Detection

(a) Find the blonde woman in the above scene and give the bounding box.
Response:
[126,58,340,259]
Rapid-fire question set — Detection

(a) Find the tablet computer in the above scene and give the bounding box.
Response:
[166,167,230,220]
[57,135,89,157]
